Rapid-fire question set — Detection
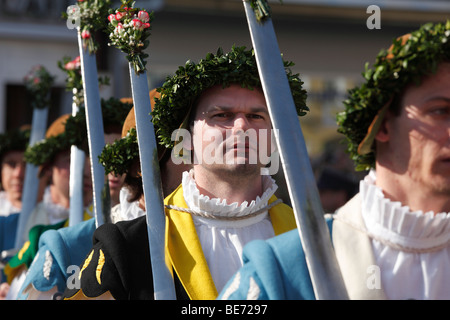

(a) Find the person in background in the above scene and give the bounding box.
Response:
[0,126,30,217]
[3,96,132,300]
[13,91,175,300]
[63,46,307,300]
[218,22,450,300]
[316,167,358,213]
[2,113,93,299]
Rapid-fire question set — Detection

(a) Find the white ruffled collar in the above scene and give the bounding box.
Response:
[182,169,278,219]
[42,186,70,221]
[360,170,450,251]
[118,187,145,221]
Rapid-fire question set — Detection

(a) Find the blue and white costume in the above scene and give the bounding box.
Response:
[219,171,450,300]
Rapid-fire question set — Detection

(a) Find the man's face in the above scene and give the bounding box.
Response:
[51,150,93,207]
[384,62,450,196]
[104,132,125,204]
[1,150,26,207]
[51,150,72,200]
[191,84,273,177]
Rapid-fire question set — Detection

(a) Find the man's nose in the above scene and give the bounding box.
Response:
[233,114,250,132]
[15,161,26,177]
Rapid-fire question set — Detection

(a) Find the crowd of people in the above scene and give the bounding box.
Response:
[0,13,449,301]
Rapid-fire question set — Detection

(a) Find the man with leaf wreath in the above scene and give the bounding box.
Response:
[219,21,450,300]
[12,90,188,300]
[63,46,308,300]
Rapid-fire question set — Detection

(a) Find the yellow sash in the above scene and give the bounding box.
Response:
[164,185,296,300]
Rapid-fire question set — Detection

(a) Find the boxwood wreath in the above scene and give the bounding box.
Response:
[99,127,139,175]
[24,110,88,166]
[337,21,450,171]
[25,97,132,166]
[0,127,31,161]
[151,46,309,149]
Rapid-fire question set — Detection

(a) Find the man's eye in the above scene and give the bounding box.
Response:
[430,106,450,116]
[214,112,231,118]
[247,114,264,120]
[4,161,19,168]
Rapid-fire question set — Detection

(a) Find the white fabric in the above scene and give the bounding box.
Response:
[182,169,277,293]
[360,170,450,300]
[0,191,20,217]
[114,187,145,223]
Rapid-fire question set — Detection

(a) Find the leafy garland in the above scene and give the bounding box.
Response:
[101,97,133,128]
[57,55,110,107]
[23,65,55,110]
[24,110,88,166]
[57,56,84,106]
[106,0,153,74]
[249,0,272,22]
[152,45,309,149]
[0,127,31,161]
[63,0,112,54]
[99,127,139,175]
[24,97,132,166]
[336,21,450,171]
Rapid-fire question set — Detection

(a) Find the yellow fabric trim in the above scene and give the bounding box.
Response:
[165,184,218,300]
[64,288,115,300]
[164,185,297,300]
[4,264,26,285]
[96,249,105,285]
[79,250,94,280]
[18,241,30,260]
[63,206,92,228]
[267,195,296,235]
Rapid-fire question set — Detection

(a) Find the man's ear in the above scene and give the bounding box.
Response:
[374,111,392,143]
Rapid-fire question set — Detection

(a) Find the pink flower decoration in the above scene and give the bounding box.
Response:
[132,18,144,30]
[65,56,81,70]
[115,23,125,35]
[108,14,116,23]
[115,11,124,20]
[74,56,81,67]
[138,11,150,23]
[81,30,91,39]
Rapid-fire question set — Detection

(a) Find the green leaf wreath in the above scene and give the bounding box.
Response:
[336,21,450,171]
[151,45,309,149]
[24,97,132,166]
[98,127,139,175]
[0,126,31,161]
[23,65,55,110]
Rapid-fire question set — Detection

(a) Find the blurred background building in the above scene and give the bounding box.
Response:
[0,0,449,170]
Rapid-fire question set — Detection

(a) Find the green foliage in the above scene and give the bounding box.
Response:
[336,21,450,171]
[98,127,139,175]
[24,97,132,166]
[249,0,272,22]
[101,96,133,128]
[106,0,154,74]
[63,0,112,54]
[24,109,88,166]
[152,46,309,149]
[0,127,31,161]
[23,65,55,110]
